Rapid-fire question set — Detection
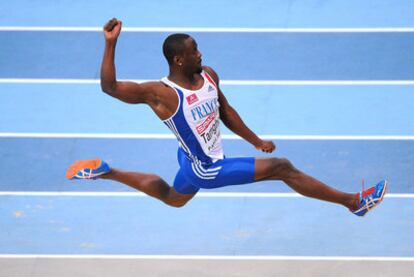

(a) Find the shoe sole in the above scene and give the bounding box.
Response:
[66,159,102,179]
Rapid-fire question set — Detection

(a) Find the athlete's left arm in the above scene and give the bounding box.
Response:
[203,66,275,153]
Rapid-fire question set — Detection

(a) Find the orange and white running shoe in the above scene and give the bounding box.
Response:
[66,159,111,180]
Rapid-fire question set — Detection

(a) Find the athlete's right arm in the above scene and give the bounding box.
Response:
[100,18,153,104]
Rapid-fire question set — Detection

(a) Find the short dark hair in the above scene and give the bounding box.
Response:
[162,33,190,65]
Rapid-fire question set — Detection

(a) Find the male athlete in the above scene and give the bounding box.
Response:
[66,18,387,216]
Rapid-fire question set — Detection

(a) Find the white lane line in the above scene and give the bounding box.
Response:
[0,254,413,261]
[0,133,177,139]
[1,133,414,140]
[0,79,102,84]
[1,78,414,85]
[0,191,412,198]
[223,80,414,86]
[1,26,414,32]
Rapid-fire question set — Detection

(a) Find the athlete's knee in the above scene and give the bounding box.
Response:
[271,157,298,179]
[166,196,192,208]
[278,157,296,170]
[168,200,188,208]
[165,189,195,208]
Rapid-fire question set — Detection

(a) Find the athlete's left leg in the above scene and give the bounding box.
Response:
[99,169,196,207]
[67,159,197,207]
[254,157,359,210]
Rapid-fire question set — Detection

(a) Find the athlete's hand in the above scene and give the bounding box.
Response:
[255,140,276,153]
[103,18,122,42]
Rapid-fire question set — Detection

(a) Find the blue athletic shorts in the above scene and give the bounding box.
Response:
[173,148,256,194]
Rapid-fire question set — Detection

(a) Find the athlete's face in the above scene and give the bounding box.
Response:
[181,37,202,73]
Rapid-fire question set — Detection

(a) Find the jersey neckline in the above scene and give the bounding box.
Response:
[163,71,207,93]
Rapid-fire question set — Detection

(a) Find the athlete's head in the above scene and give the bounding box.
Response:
[163,33,202,73]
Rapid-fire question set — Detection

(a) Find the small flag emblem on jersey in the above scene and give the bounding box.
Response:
[186,93,199,105]
[208,85,215,92]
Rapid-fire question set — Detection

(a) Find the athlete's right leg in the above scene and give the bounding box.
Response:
[254,157,359,210]
[99,169,196,207]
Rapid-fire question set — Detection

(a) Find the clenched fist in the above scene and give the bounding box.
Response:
[255,140,276,153]
[103,18,122,42]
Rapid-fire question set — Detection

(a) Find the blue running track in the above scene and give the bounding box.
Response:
[0,0,413,263]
